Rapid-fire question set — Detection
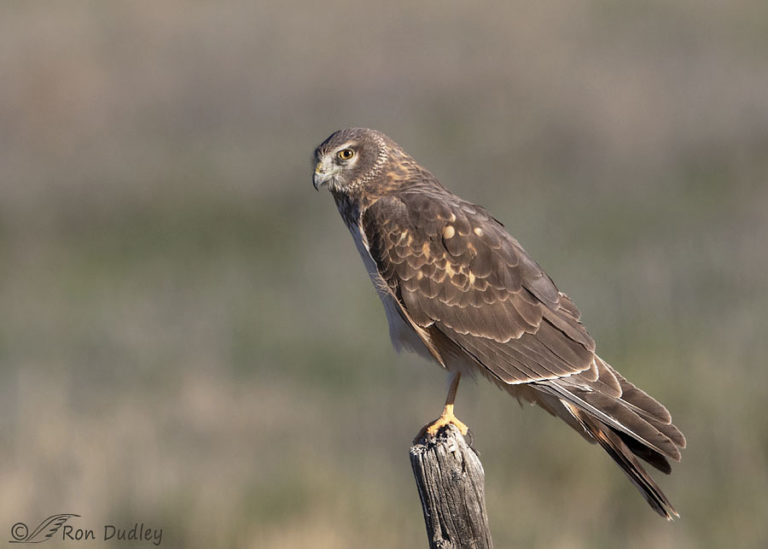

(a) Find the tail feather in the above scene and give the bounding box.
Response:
[593,422,679,519]
[542,380,682,460]
[615,430,671,474]
[506,354,684,518]
[563,401,680,520]
[563,402,680,520]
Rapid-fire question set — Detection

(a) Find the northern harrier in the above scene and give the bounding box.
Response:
[313,128,685,519]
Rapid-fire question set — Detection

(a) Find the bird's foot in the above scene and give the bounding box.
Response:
[416,404,469,441]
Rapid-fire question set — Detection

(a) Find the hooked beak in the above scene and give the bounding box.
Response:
[313,158,338,191]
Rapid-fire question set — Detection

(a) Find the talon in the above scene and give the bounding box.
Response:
[414,372,469,443]
[423,404,469,437]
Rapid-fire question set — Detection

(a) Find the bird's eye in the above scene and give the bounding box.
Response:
[337,148,355,161]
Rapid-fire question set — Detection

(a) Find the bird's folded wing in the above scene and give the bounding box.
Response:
[362,191,596,384]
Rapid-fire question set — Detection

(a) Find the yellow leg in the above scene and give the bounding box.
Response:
[421,372,469,437]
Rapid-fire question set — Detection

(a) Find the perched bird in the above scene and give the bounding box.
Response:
[313,128,685,519]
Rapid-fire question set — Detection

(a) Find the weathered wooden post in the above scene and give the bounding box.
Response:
[410,425,494,549]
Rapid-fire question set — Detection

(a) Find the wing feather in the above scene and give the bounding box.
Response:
[363,191,595,383]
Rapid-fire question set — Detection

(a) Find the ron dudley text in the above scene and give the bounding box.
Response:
[62,523,163,545]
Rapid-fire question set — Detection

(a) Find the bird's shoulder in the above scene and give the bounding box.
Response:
[362,188,591,340]
[361,187,554,310]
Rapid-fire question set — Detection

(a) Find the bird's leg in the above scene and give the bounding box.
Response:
[419,372,469,438]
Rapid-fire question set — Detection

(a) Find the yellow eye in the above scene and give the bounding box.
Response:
[337,148,355,161]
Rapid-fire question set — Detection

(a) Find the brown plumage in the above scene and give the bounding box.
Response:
[313,128,686,519]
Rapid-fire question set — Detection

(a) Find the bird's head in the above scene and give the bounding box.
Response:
[312,128,393,194]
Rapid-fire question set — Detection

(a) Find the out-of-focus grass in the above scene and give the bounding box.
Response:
[1,2,767,548]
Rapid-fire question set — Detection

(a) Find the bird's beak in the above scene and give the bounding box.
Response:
[313,158,337,191]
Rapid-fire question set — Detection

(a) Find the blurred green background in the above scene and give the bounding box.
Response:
[1,2,767,548]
